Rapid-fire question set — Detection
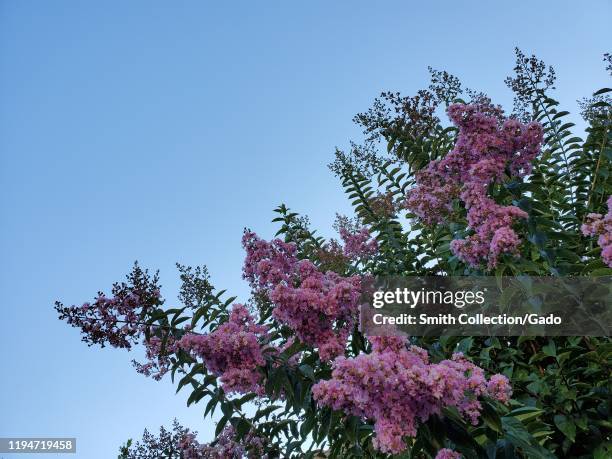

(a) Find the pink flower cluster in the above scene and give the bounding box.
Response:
[406,103,543,268]
[435,448,462,459]
[311,336,511,455]
[581,196,612,267]
[486,373,513,404]
[243,231,361,361]
[55,291,157,349]
[178,304,270,394]
[132,332,178,380]
[179,426,267,459]
[338,226,378,260]
[405,166,460,225]
[55,265,162,349]
[242,232,298,288]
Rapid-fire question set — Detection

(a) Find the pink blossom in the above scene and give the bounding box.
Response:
[487,374,512,403]
[243,232,362,361]
[338,226,378,259]
[405,103,543,268]
[581,196,612,267]
[179,426,267,459]
[55,290,160,349]
[178,304,269,394]
[312,338,511,455]
[242,230,298,289]
[435,448,462,459]
[132,332,178,380]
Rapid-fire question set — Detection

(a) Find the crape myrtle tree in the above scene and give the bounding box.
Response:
[56,50,612,459]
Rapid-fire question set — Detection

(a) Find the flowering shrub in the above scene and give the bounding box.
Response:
[60,50,611,459]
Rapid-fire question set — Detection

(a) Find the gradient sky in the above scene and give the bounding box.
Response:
[1,1,610,458]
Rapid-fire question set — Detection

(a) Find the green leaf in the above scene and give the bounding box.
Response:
[481,401,503,433]
[542,340,556,357]
[456,337,473,354]
[508,406,544,423]
[502,416,556,459]
[300,415,315,439]
[553,414,576,443]
[215,415,229,437]
[235,418,251,438]
[594,442,612,459]
[299,364,315,381]
[593,87,612,96]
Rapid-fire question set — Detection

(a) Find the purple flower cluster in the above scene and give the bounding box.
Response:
[487,373,512,404]
[242,231,298,288]
[55,291,158,349]
[178,304,270,395]
[406,103,543,268]
[179,426,267,459]
[338,226,378,260]
[132,332,178,381]
[311,336,511,454]
[435,448,462,459]
[405,166,460,225]
[581,196,612,267]
[271,262,361,361]
[55,265,162,349]
[243,231,361,361]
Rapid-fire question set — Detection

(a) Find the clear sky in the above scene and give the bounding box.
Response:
[1,1,610,458]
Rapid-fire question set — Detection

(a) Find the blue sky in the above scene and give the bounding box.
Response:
[1,1,610,457]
